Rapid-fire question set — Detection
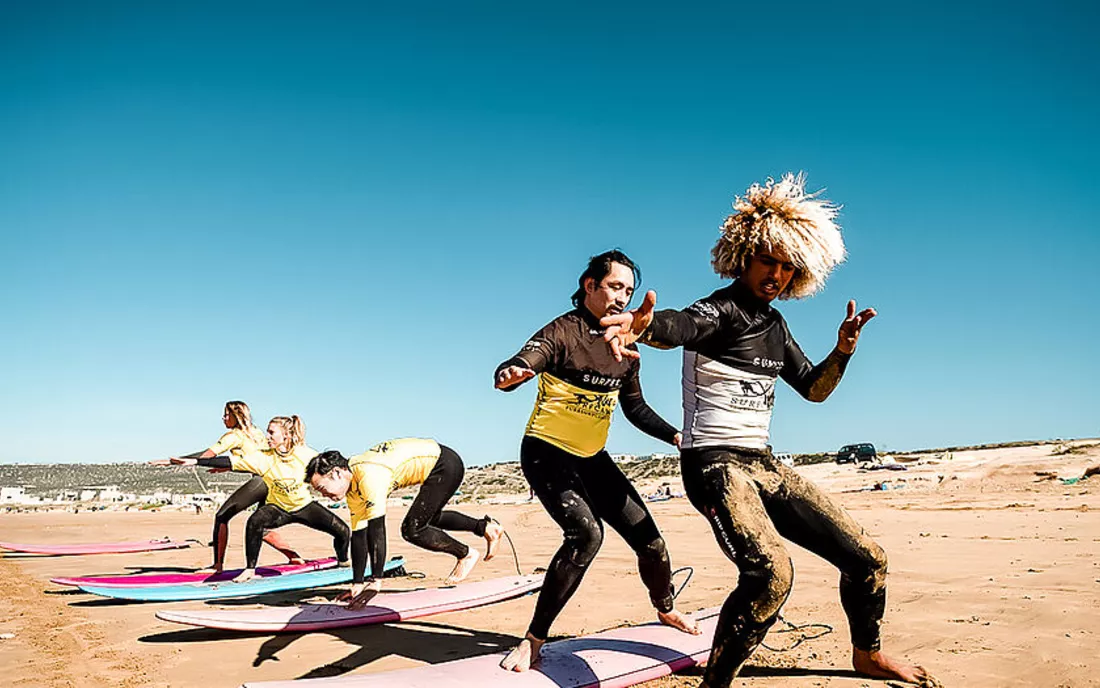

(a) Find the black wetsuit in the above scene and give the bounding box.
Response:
[352,445,492,584]
[199,456,351,569]
[643,280,887,688]
[497,306,680,640]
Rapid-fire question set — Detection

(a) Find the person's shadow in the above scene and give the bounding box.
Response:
[139,620,520,679]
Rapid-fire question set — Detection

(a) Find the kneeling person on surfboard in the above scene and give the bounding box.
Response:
[306,438,504,610]
[494,250,700,673]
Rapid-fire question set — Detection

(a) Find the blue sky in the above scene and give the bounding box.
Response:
[2,2,1097,464]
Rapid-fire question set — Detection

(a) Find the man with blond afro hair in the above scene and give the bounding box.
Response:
[601,173,939,687]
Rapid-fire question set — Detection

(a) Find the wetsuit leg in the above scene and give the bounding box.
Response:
[211,476,268,568]
[520,435,604,640]
[765,463,888,651]
[400,445,486,558]
[286,502,351,564]
[680,449,794,688]
[244,504,295,568]
[578,451,675,612]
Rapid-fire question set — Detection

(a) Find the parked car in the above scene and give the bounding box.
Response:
[774,452,795,467]
[836,443,876,464]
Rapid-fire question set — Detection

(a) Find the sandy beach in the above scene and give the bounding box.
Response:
[2,441,1098,688]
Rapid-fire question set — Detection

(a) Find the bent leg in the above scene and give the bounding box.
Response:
[244,504,294,568]
[289,502,351,564]
[767,465,888,651]
[521,436,604,641]
[581,451,675,613]
[681,455,794,688]
[401,446,473,558]
[210,476,268,569]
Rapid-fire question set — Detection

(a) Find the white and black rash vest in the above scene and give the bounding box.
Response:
[496,307,679,457]
[641,281,851,451]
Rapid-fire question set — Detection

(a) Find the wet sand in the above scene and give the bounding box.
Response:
[1,441,1098,687]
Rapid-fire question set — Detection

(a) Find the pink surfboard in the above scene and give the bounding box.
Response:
[51,558,338,588]
[0,538,196,555]
[241,607,719,688]
[158,574,543,632]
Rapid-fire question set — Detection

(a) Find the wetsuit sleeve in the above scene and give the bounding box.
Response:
[779,323,851,402]
[196,457,233,469]
[619,360,679,444]
[351,517,387,584]
[641,298,727,349]
[495,319,562,390]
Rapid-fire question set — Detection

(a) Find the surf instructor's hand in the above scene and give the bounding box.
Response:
[495,366,536,390]
[837,299,876,354]
[600,290,657,361]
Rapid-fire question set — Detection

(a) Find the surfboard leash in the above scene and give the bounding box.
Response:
[760,613,834,652]
[501,528,522,576]
[671,566,694,599]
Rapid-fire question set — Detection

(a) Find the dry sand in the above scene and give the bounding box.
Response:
[1,441,1098,687]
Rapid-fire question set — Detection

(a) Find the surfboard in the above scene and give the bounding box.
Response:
[52,558,338,588]
[156,574,543,632]
[242,606,719,688]
[0,538,194,555]
[77,556,406,602]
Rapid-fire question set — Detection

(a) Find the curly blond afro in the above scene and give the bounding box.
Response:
[711,173,846,300]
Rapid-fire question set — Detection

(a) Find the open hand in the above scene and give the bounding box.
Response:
[837,300,877,354]
[495,365,536,389]
[599,290,657,362]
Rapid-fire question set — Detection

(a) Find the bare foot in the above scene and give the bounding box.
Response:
[286,557,306,565]
[853,648,942,687]
[499,634,545,672]
[445,549,481,585]
[484,519,504,561]
[658,608,702,635]
[195,566,221,575]
[232,568,257,584]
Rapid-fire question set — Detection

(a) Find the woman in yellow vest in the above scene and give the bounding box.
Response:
[150,400,303,572]
[306,438,503,608]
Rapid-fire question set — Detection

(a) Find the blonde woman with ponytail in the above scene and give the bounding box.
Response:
[150,401,303,573]
[208,415,350,583]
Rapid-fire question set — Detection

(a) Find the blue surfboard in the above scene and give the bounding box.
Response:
[77,556,405,601]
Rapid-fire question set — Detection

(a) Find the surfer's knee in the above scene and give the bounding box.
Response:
[742,554,793,623]
[400,515,427,544]
[638,535,670,565]
[565,520,603,567]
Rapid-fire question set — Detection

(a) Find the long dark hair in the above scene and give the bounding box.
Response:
[570,250,641,308]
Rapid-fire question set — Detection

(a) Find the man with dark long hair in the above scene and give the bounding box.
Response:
[494,249,700,672]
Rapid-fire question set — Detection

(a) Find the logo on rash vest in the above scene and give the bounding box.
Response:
[566,392,617,419]
[729,379,776,411]
[271,478,299,496]
[581,372,622,389]
[369,441,393,454]
[687,300,721,323]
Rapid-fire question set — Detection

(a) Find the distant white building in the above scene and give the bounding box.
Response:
[79,489,98,501]
[1,486,26,503]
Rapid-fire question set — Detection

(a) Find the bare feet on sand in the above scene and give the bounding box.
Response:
[658,609,702,635]
[232,568,257,584]
[500,634,545,672]
[484,520,504,560]
[445,549,481,585]
[853,648,942,687]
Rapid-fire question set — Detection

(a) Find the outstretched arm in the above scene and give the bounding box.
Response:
[601,291,724,361]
